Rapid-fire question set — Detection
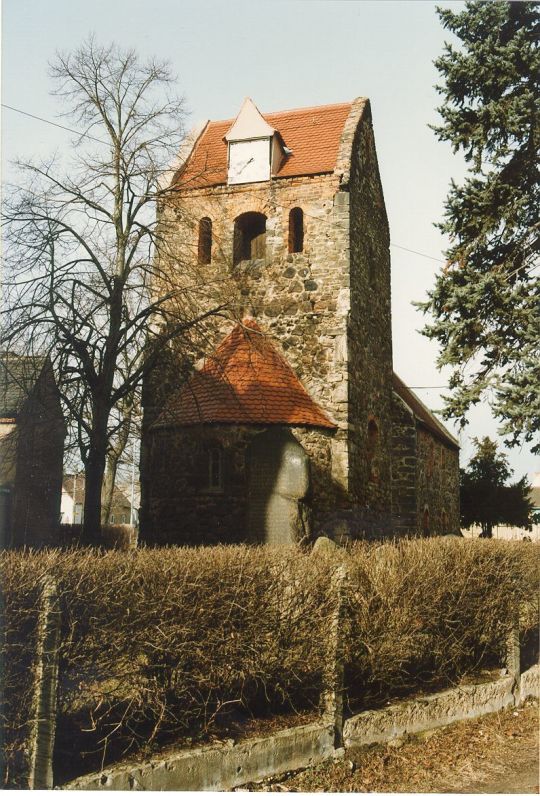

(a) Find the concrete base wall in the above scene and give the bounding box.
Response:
[343,676,516,748]
[520,663,540,702]
[65,722,335,792]
[64,667,539,791]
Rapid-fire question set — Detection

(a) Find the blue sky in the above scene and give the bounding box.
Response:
[2,0,537,479]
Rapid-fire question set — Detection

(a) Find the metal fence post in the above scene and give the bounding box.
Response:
[28,576,60,789]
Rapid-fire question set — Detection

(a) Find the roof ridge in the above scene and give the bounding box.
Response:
[392,372,459,449]
[204,100,354,129]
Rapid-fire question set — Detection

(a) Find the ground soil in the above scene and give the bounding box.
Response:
[244,698,539,793]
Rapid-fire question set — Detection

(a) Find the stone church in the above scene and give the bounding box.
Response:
[140,97,459,546]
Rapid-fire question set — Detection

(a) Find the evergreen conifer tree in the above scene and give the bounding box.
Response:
[419,1,540,453]
[460,437,532,537]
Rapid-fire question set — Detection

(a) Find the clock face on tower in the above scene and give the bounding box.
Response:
[228,139,271,185]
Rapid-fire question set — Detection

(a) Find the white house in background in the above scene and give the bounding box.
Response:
[61,474,139,526]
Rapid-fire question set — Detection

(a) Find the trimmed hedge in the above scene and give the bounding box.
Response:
[345,538,539,707]
[0,546,335,785]
[0,538,538,786]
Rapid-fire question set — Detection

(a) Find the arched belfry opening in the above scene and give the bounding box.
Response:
[233,212,267,264]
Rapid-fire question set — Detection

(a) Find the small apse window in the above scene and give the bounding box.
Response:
[208,448,223,491]
[422,508,430,537]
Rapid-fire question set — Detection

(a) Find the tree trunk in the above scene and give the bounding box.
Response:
[480,522,493,538]
[101,400,133,524]
[83,452,106,545]
[82,409,109,544]
[101,455,118,525]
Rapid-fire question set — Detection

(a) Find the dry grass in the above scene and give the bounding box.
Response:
[258,698,539,792]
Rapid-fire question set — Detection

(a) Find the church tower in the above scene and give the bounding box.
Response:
[141,98,402,544]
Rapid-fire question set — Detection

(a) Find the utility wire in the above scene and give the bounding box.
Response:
[6,102,538,277]
[2,103,107,144]
[390,244,444,263]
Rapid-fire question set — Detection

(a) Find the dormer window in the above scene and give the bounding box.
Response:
[225,98,286,185]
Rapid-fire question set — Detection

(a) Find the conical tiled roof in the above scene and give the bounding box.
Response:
[153,319,336,429]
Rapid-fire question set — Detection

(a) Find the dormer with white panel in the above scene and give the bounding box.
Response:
[225,98,286,185]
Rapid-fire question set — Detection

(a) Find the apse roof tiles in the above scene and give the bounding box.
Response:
[153,319,336,430]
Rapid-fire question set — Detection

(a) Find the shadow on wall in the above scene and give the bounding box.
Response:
[246,428,310,545]
[245,428,397,545]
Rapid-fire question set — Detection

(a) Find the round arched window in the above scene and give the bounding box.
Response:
[233,212,267,264]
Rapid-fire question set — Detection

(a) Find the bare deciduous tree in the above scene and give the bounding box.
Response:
[2,39,227,541]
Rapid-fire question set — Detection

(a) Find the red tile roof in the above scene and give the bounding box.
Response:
[174,102,353,189]
[153,319,336,429]
[392,373,459,450]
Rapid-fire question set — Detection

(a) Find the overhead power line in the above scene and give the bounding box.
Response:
[2,103,106,144]
[390,243,445,263]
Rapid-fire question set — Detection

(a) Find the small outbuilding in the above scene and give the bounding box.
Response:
[0,354,65,547]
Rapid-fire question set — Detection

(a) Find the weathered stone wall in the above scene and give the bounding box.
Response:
[415,428,460,535]
[145,426,250,546]
[142,425,334,546]
[391,394,460,536]
[390,394,418,536]
[347,103,393,530]
[162,170,351,430]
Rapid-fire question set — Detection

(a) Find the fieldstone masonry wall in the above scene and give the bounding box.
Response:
[416,428,460,534]
[391,393,460,535]
[391,394,418,536]
[145,424,337,546]
[347,104,393,523]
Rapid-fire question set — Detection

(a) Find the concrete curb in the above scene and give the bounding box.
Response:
[343,675,517,748]
[63,666,539,791]
[63,722,335,791]
[520,663,540,702]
